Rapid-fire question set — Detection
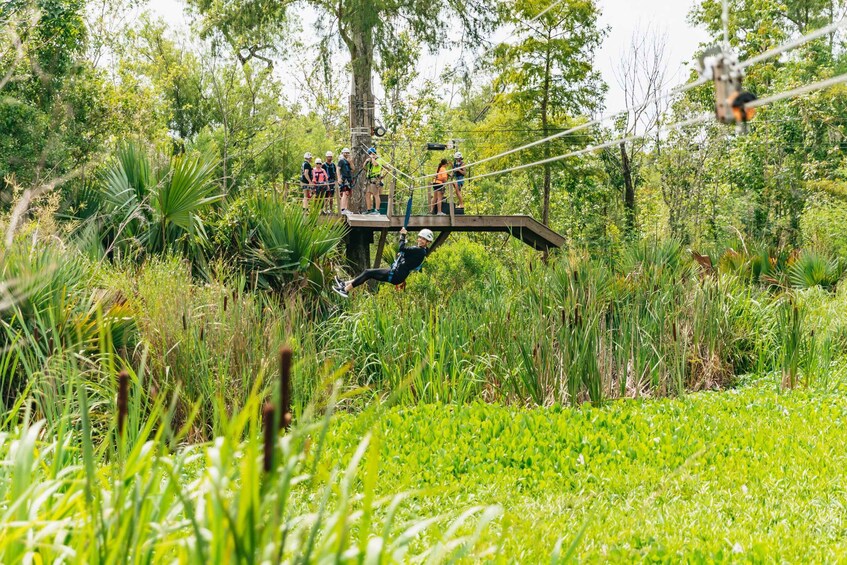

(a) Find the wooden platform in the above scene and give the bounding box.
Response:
[341,214,565,251]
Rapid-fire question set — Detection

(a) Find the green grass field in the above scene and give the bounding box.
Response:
[324,382,847,561]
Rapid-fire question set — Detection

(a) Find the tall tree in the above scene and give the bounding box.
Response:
[188,0,497,269]
[611,28,668,235]
[492,0,605,226]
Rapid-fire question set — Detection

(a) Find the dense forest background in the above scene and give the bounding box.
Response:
[4,0,847,259]
[5,2,847,561]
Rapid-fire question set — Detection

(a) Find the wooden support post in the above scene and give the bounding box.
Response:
[336,185,341,216]
[373,229,388,268]
[388,176,395,219]
[448,181,455,225]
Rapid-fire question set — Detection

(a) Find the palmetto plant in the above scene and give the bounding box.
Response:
[0,242,134,409]
[240,191,348,293]
[787,250,844,291]
[82,142,221,262]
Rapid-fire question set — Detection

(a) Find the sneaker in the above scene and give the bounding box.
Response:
[332,285,348,298]
[334,275,344,288]
[437,212,447,216]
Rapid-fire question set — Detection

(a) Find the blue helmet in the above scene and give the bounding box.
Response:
[367,147,377,154]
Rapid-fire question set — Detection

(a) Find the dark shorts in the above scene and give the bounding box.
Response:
[301,183,312,192]
[433,183,444,192]
[339,182,352,194]
[351,268,404,288]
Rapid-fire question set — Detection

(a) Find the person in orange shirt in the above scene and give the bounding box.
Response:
[430,158,449,216]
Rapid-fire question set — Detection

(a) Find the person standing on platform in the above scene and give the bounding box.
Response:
[324,151,338,214]
[452,152,466,210]
[301,152,313,210]
[365,147,385,215]
[312,158,329,213]
[431,158,449,216]
[338,148,354,215]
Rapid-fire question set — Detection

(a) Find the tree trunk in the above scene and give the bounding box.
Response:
[541,33,552,226]
[343,21,374,271]
[621,142,635,234]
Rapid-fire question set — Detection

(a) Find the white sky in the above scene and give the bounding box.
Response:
[146,0,711,115]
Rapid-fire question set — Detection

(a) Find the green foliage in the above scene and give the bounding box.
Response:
[323,384,847,560]
[0,241,134,409]
[78,142,221,263]
[322,240,789,406]
[0,366,502,562]
[211,190,347,293]
[801,192,847,256]
[788,249,844,290]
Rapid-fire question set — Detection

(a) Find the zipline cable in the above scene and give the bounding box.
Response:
[746,72,847,109]
[415,15,847,183]
[408,74,709,182]
[399,69,847,193]
[401,113,712,192]
[738,16,847,70]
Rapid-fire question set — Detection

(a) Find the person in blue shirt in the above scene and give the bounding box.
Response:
[452,152,466,209]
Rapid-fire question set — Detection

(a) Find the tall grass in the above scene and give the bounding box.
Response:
[320,238,809,406]
[0,355,502,562]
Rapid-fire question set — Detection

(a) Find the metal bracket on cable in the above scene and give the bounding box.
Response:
[697,46,757,133]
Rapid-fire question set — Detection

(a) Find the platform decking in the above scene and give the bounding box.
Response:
[340,213,565,251]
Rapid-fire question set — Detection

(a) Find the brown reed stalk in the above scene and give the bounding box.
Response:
[263,403,275,472]
[279,346,292,430]
[117,370,129,436]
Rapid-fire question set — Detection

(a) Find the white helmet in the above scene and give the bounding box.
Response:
[454,152,462,159]
[341,147,350,154]
[325,151,333,157]
[304,152,312,159]
[315,158,323,164]
[418,229,434,242]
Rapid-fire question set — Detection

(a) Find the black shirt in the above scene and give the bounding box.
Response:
[453,159,466,179]
[301,161,313,184]
[339,157,353,182]
[324,161,338,184]
[390,234,427,279]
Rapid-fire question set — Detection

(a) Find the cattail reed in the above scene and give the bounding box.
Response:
[223,294,228,312]
[182,312,187,331]
[279,346,292,430]
[263,403,275,472]
[117,370,129,436]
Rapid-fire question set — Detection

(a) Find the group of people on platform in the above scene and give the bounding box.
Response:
[300,148,352,215]
[300,146,467,216]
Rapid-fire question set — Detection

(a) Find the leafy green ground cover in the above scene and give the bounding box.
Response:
[326,383,847,561]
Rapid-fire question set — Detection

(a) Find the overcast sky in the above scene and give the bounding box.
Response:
[147,0,711,115]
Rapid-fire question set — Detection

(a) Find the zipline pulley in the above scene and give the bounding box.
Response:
[698,46,758,133]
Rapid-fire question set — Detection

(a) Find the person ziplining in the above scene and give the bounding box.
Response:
[332,228,434,298]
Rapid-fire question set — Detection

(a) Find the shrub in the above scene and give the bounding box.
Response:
[210,190,347,294]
